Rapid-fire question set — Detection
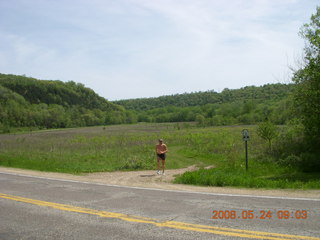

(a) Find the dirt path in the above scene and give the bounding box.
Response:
[0,166,319,199]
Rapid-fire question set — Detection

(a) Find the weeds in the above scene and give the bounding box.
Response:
[0,123,319,189]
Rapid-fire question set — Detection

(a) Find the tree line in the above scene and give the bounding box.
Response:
[114,84,295,125]
[0,74,137,131]
[0,73,295,132]
[115,84,293,111]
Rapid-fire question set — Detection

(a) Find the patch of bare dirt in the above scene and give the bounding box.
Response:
[0,166,319,199]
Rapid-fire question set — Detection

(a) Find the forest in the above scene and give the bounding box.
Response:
[0,73,295,132]
[0,73,137,131]
[114,84,295,125]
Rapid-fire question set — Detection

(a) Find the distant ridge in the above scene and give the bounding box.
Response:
[0,73,132,131]
[113,83,294,111]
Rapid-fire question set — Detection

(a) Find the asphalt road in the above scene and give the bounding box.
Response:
[0,172,319,240]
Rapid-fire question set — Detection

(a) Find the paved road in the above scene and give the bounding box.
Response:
[0,172,319,240]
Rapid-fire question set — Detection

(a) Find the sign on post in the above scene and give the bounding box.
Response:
[242,129,249,171]
[242,129,250,141]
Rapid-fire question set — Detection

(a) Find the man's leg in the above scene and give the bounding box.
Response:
[162,159,165,174]
[157,158,161,174]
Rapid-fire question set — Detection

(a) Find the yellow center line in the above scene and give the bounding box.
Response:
[0,193,319,240]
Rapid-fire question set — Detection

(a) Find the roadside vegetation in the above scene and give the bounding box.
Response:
[0,123,319,189]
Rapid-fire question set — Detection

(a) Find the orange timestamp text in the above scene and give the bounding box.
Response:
[212,210,308,220]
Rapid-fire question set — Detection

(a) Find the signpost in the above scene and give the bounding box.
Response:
[242,129,250,171]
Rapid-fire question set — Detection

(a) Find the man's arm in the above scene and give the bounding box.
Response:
[163,144,168,153]
[156,145,163,154]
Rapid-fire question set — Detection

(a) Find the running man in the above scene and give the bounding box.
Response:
[156,139,168,175]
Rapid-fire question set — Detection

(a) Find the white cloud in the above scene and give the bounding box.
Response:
[0,0,318,100]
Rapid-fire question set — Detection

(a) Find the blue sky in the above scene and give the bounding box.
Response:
[0,0,318,100]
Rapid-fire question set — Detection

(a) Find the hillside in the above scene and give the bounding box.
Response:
[0,73,134,131]
[114,84,294,111]
[0,73,296,132]
[113,84,295,125]
[0,74,120,111]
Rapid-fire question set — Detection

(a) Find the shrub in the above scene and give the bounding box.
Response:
[257,121,278,152]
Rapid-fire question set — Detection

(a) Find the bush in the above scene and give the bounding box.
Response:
[272,121,320,172]
[299,153,320,172]
[0,124,10,133]
[278,155,303,168]
[257,121,278,152]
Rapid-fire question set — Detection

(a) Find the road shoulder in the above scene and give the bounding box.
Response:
[0,166,319,199]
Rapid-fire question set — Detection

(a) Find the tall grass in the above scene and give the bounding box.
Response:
[174,162,320,189]
[0,123,319,189]
[0,123,255,173]
[0,124,163,173]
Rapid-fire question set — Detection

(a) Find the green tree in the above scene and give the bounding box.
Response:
[292,7,320,152]
[257,121,279,152]
[195,114,205,126]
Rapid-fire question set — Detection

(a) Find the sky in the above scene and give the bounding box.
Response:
[0,0,318,100]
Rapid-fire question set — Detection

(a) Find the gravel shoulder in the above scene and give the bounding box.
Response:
[0,166,319,199]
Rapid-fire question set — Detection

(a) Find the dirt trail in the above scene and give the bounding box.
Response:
[0,166,319,199]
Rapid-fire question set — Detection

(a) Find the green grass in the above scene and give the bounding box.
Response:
[0,123,199,173]
[174,164,320,189]
[0,123,319,189]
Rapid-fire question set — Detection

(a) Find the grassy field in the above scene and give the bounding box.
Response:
[0,123,319,189]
